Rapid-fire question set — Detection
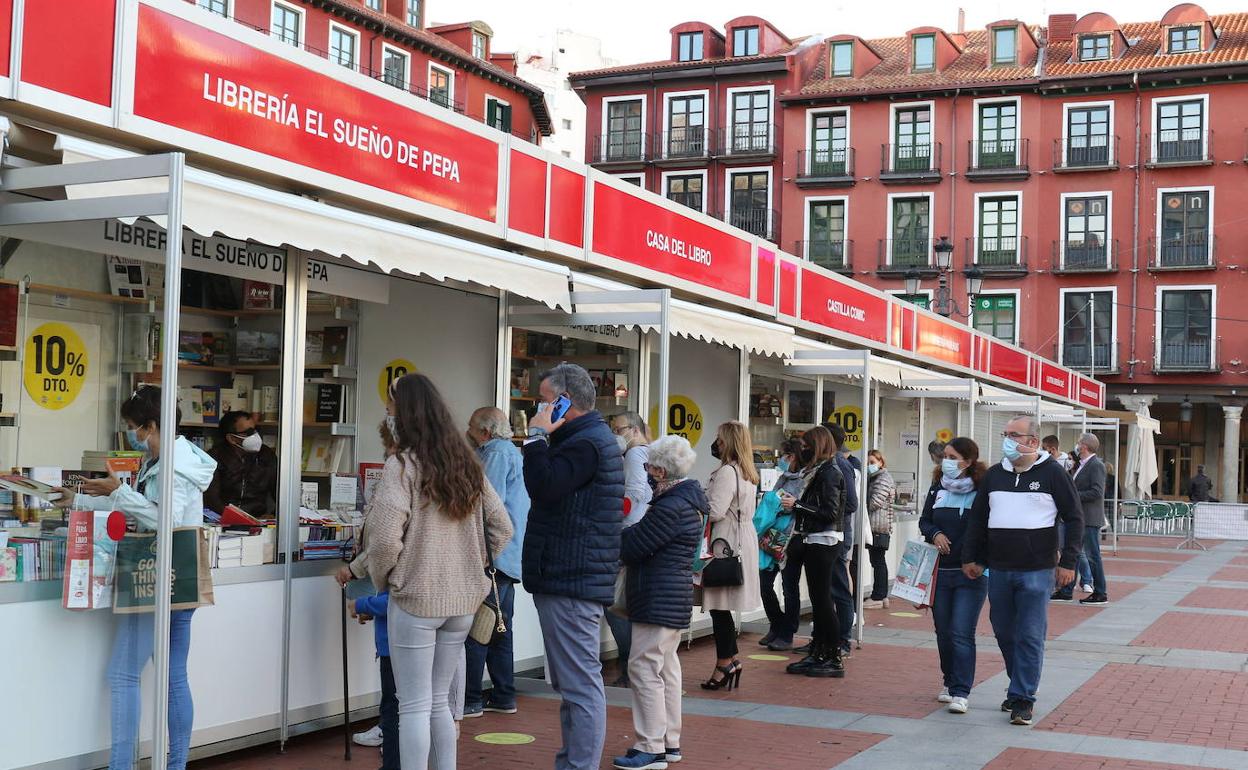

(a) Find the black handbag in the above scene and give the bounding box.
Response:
[701,465,745,588]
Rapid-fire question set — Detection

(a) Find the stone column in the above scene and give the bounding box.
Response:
[1222,405,1243,504]
[1204,403,1221,490]
[1118,394,1157,415]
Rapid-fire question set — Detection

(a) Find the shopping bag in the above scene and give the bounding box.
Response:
[690,515,713,583]
[113,527,215,613]
[608,566,629,619]
[889,539,940,606]
[62,509,126,611]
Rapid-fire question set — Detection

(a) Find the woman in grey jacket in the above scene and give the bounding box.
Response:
[862,449,896,609]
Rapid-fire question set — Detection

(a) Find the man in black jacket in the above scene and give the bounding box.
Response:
[1053,434,1109,605]
[963,415,1082,726]
[205,411,277,517]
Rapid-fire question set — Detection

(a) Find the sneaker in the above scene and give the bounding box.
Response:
[758,631,777,647]
[483,703,518,714]
[462,706,484,719]
[664,748,682,763]
[351,724,383,747]
[1000,698,1014,712]
[1079,593,1109,605]
[785,654,818,675]
[1010,702,1034,725]
[839,641,853,660]
[937,688,953,703]
[1049,591,1073,602]
[766,637,794,651]
[1080,583,1094,594]
[948,697,969,714]
[613,749,668,769]
[862,599,884,609]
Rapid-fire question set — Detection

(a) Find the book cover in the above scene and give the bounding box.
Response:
[261,386,279,422]
[329,475,356,510]
[235,330,281,364]
[105,456,143,486]
[0,475,63,501]
[305,331,324,365]
[178,387,202,426]
[321,326,350,365]
[106,256,148,299]
[221,504,265,526]
[218,388,240,415]
[199,386,221,425]
[0,547,16,582]
[327,437,348,474]
[210,332,232,366]
[891,540,941,605]
[314,384,343,424]
[359,462,385,504]
[232,373,255,403]
[178,331,209,365]
[0,281,17,348]
[304,437,332,472]
[242,280,276,310]
[300,481,320,509]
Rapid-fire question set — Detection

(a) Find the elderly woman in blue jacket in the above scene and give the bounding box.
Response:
[611,435,706,770]
[918,436,989,715]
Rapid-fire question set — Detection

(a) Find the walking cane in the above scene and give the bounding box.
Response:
[341,583,352,761]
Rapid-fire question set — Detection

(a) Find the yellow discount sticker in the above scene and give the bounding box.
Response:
[24,322,88,410]
[377,358,416,406]
[649,394,704,447]
[827,405,863,452]
[936,428,954,444]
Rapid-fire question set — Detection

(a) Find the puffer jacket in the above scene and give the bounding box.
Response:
[621,479,706,629]
[867,468,897,535]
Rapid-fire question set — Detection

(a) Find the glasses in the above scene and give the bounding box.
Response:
[1001,432,1036,440]
[230,428,258,438]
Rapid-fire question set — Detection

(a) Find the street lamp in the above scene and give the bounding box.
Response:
[904,268,922,297]
[908,236,981,319]
[934,236,954,270]
[964,265,985,297]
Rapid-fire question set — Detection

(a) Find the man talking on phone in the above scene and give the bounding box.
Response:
[521,363,623,770]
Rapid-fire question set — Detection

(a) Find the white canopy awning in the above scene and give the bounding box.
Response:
[50,133,573,309]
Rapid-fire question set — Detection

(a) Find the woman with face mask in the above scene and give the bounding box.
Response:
[204,410,279,518]
[606,412,652,687]
[917,436,989,715]
[753,439,805,651]
[860,450,896,610]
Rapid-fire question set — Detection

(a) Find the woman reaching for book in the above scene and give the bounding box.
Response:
[54,385,218,770]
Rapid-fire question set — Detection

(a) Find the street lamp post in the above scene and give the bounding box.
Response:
[907,236,983,318]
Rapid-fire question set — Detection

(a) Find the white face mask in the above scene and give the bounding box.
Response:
[616,434,628,453]
[385,415,399,443]
[239,432,263,453]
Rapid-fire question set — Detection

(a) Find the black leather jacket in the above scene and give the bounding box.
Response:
[794,460,846,535]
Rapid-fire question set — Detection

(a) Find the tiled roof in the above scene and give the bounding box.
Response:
[568,39,806,81]
[1045,13,1248,77]
[797,28,1040,97]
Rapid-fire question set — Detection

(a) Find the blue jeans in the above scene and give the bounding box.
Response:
[533,593,606,770]
[988,568,1051,705]
[779,543,805,641]
[931,569,988,698]
[464,578,517,709]
[109,610,196,770]
[1083,526,1107,595]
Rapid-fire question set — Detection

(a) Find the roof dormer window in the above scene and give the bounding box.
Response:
[733,26,759,56]
[472,31,487,59]
[912,33,935,72]
[678,31,704,62]
[1078,33,1112,61]
[992,25,1017,66]
[830,40,853,77]
[1168,25,1201,53]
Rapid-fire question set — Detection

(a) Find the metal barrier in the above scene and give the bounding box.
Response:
[1189,502,1248,550]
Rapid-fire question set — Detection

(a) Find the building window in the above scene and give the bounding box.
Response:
[561,150,572,158]
[561,119,573,130]
[428,65,452,108]
[890,197,930,266]
[728,171,770,239]
[678,32,704,62]
[1063,195,1109,268]
[895,293,930,309]
[1061,291,1113,369]
[733,26,760,56]
[1156,99,1206,162]
[666,94,705,157]
[271,2,301,47]
[1066,105,1111,166]
[406,0,420,27]
[1168,25,1201,53]
[730,90,771,153]
[382,47,408,89]
[810,111,848,175]
[486,98,512,133]
[831,41,853,77]
[665,174,704,212]
[1079,34,1111,61]
[330,25,358,69]
[977,102,1017,168]
[1159,289,1213,369]
[912,34,935,72]
[364,0,380,9]
[605,99,643,161]
[894,106,932,171]
[472,32,487,59]
[992,26,1017,66]
[198,0,228,16]
[1159,190,1210,267]
[806,200,847,269]
[977,196,1019,266]
[973,294,1017,343]
[618,175,642,186]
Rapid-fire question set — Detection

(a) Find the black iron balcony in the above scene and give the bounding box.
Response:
[1157,341,1216,372]
[654,127,710,162]
[590,133,651,165]
[1146,129,1213,167]
[796,239,854,273]
[966,138,1030,180]
[877,238,936,274]
[879,143,942,183]
[1051,239,1119,273]
[711,208,777,241]
[1053,136,1119,172]
[795,149,856,187]
[964,237,1028,275]
[1150,234,1215,270]
[715,123,777,160]
[1060,342,1116,372]
[357,63,466,113]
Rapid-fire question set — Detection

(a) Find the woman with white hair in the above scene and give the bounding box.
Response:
[610,435,707,770]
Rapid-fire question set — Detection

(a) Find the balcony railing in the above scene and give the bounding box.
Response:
[967,138,1029,178]
[1150,234,1215,269]
[654,127,709,161]
[880,143,942,181]
[1157,341,1215,372]
[965,237,1028,273]
[795,148,856,185]
[796,239,854,272]
[590,132,650,164]
[1051,239,1119,272]
[711,208,776,241]
[1052,137,1119,171]
[877,238,933,270]
[715,123,777,158]
[1061,343,1115,372]
[1147,129,1213,166]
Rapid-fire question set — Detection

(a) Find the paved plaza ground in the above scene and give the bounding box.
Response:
[190,535,1248,769]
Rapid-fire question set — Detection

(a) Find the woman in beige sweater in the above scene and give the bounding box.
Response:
[360,373,513,770]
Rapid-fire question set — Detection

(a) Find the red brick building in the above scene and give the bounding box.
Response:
[187,0,553,140]
[572,5,1248,501]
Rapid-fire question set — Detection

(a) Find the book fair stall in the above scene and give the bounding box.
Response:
[0,2,1107,767]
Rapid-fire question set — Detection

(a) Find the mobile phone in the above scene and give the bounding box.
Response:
[549,394,572,422]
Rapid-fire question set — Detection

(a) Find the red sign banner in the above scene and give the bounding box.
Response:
[915,314,972,368]
[799,268,889,343]
[1040,363,1070,398]
[989,341,1029,386]
[591,183,753,298]
[132,5,500,222]
[757,247,775,308]
[1076,377,1103,407]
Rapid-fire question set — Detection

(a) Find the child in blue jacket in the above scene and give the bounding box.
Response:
[352,591,399,770]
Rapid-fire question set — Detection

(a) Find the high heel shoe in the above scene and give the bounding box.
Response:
[700,662,742,691]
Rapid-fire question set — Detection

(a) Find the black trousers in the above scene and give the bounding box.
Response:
[709,609,738,658]
[379,655,400,770]
[802,539,842,652]
[829,540,855,645]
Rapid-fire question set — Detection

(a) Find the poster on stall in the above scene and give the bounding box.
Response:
[17,319,103,468]
[828,405,864,451]
[649,394,704,447]
[377,358,417,406]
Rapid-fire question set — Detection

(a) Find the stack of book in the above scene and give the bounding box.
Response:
[0,534,67,582]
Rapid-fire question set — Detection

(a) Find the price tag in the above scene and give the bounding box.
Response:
[378,358,416,406]
[24,322,89,410]
[827,405,863,451]
[649,394,704,447]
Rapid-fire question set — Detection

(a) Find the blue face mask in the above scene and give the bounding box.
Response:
[127,427,148,452]
[867,462,880,476]
[1002,437,1023,462]
[941,458,962,477]
[777,458,790,472]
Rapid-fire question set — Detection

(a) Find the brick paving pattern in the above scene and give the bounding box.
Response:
[1210,566,1248,583]
[1178,586,1248,611]
[1100,559,1178,578]
[1132,612,1248,654]
[984,747,1213,770]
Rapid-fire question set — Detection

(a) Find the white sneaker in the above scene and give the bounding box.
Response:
[948,697,969,714]
[862,599,885,609]
[937,687,953,703]
[352,724,383,747]
[1081,584,1094,594]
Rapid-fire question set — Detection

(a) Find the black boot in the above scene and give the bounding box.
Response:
[805,645,846,678]
[785,647,819,675]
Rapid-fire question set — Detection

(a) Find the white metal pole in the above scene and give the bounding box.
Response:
[968,385,977,442]
[495,290,511,410]
[855,352,870,645]
[1113,420,1122,555]
[657,290,670,437]
[917,396,927,500]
